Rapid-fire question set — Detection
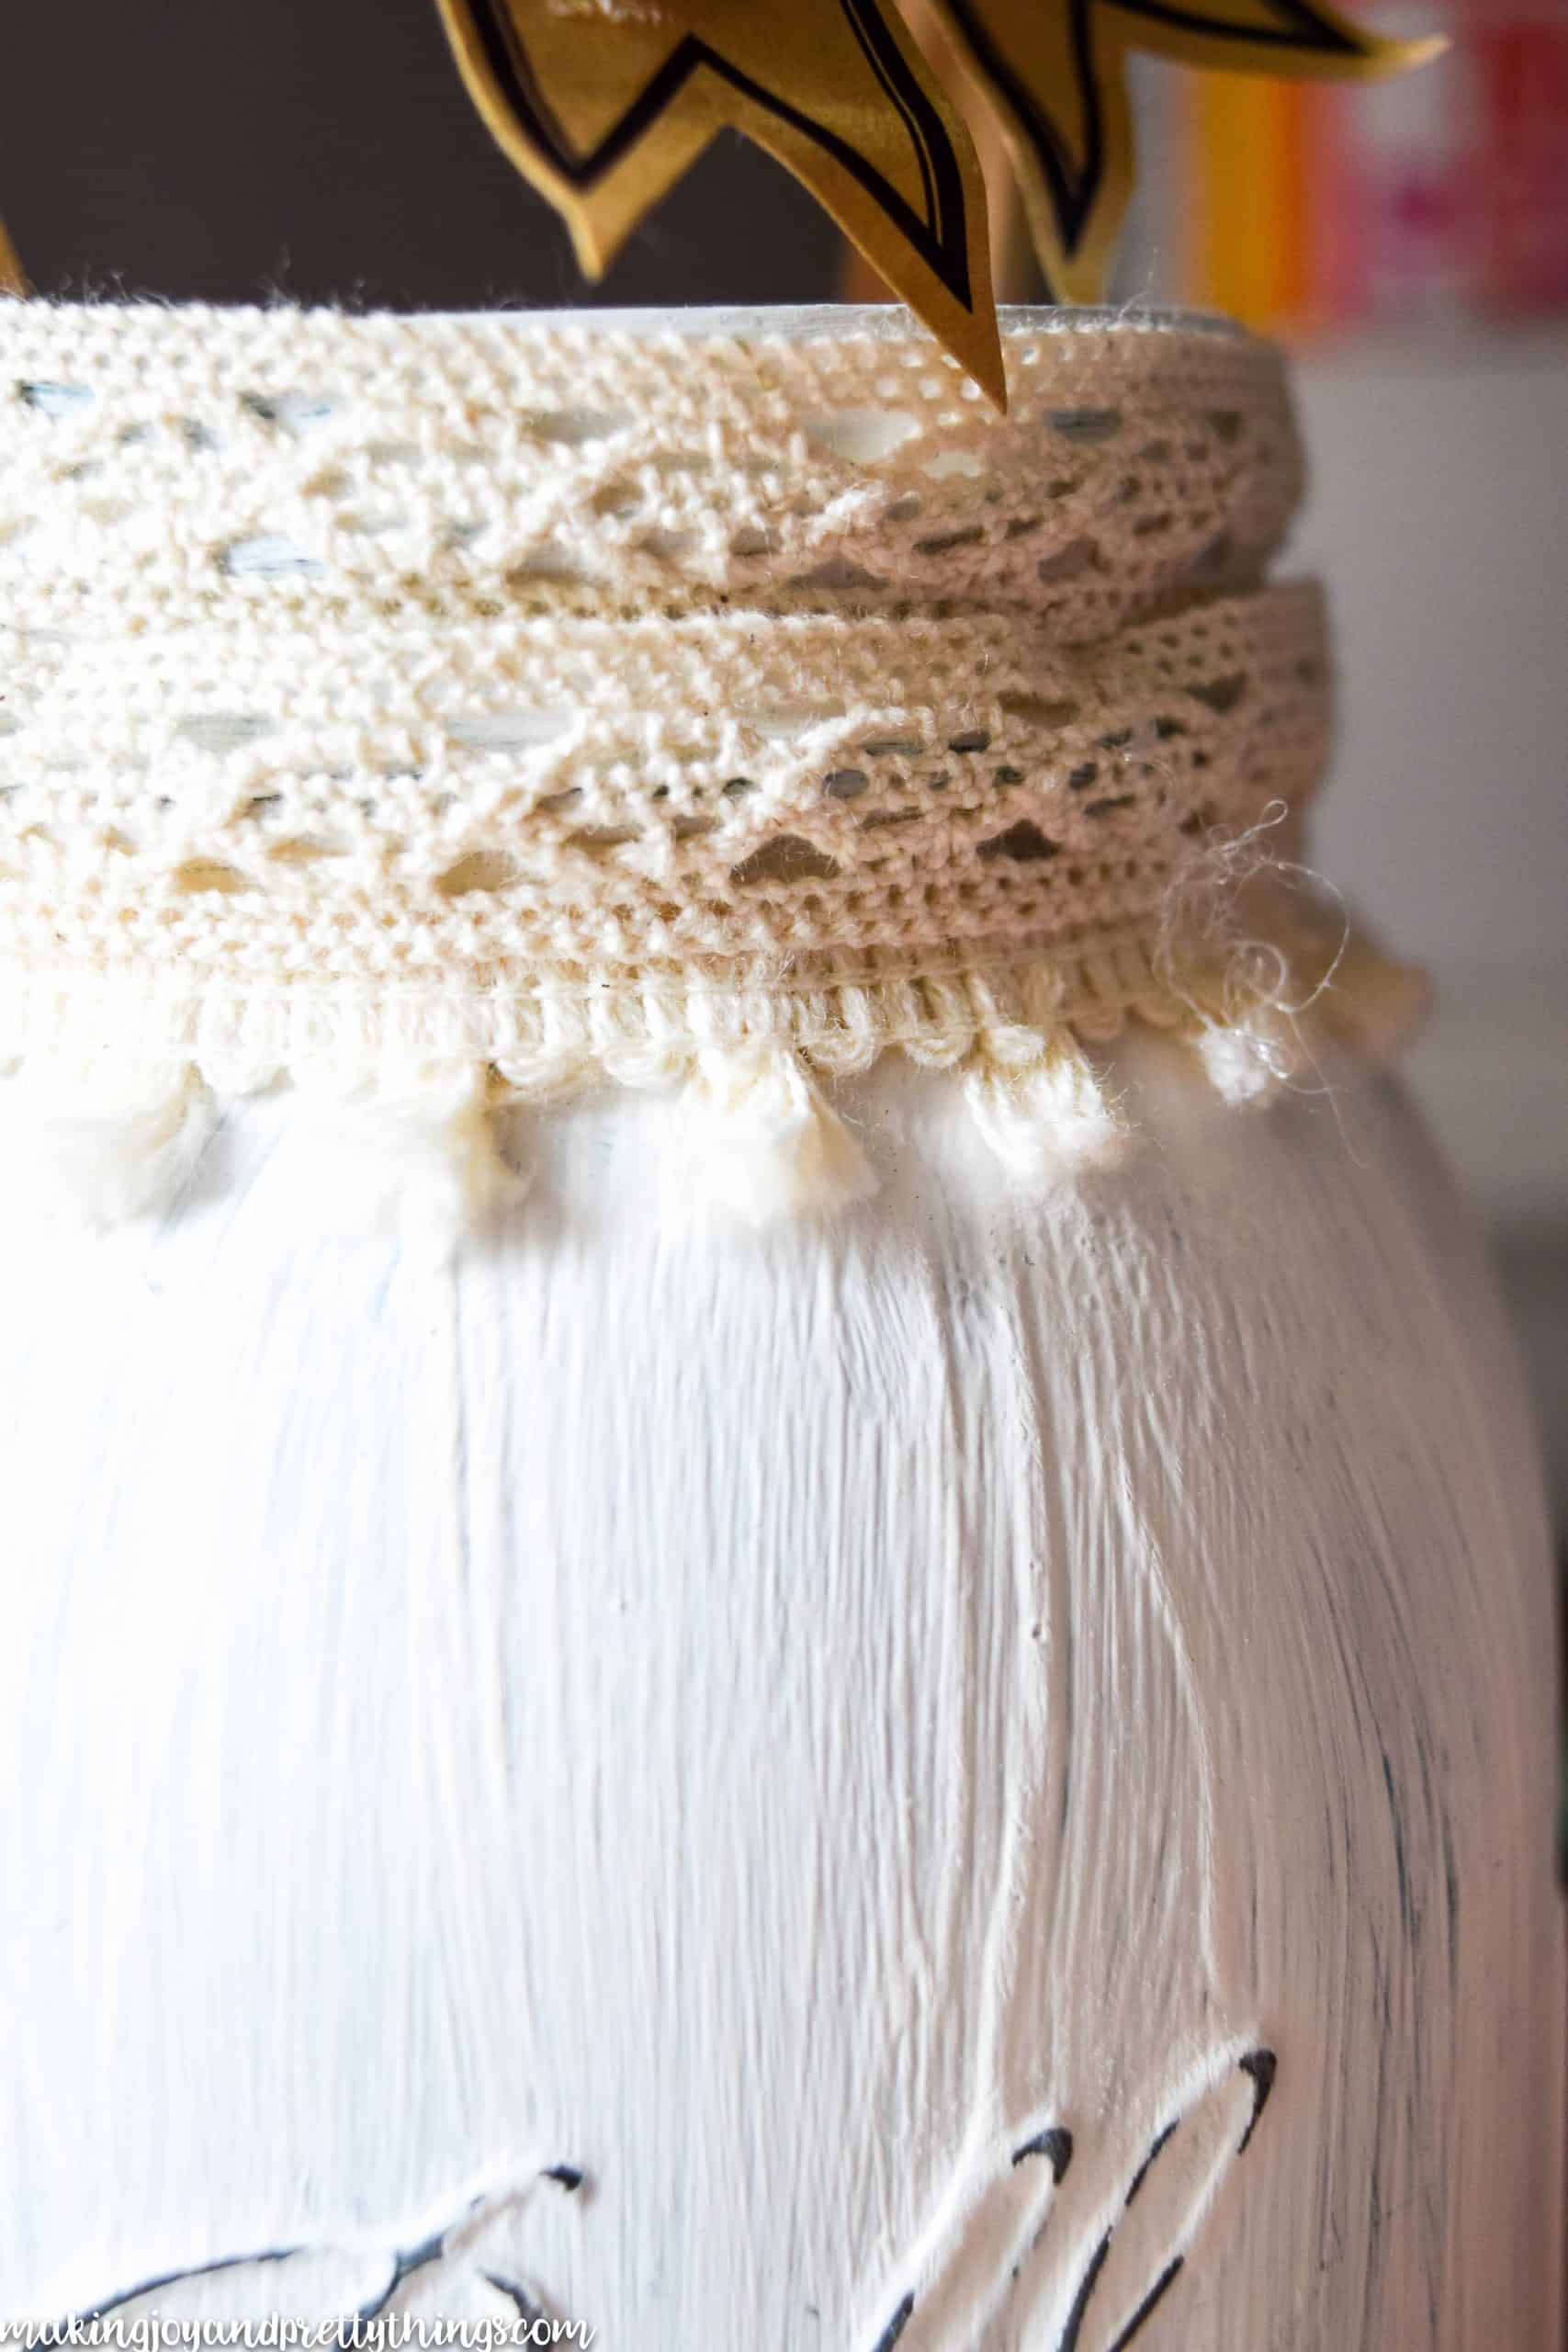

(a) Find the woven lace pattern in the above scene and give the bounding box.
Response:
[0,302,1421,1221]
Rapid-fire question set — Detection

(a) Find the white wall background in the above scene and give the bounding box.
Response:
[1291,326,1568,1507]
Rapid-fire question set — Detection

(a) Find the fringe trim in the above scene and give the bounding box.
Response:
[0,928,1429,1235]
[680,1046,879,1227]
[0,1054,218,1228]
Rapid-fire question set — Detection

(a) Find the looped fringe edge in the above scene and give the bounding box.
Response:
[0,931,1430,1243]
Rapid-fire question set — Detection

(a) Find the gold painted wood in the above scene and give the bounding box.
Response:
[433,0,1005,404]
[916,0,1441,308]
[0,220,27,297]
[840,0,1040,306]
[434,0,1438,397]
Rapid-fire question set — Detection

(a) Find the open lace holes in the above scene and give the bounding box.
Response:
[913,524,983,556]
[17,380,95,418]
[1046,407,1122,444]
[267,833,349,865]
[1187,673,1249,716]
[240,390,334,435]
[589,480,641,520]
[920,447,985,481]
[741,704,845,742]
[221,535,322,579]
[446,710,571,752]
[174,713,275,754]
[435,850,522,897]
[801,409,919,463]
[999,692,1081,727]
[528,408,633,447]
[635,527,697,560]
[977,821,1059,864]
[730,835,840,887]
[505,551,590,585]
[170,858,252,896]
[565,826,640,863]
[1037,536,1100,583]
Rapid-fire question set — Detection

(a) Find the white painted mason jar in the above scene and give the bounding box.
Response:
[0,303,1560,2348]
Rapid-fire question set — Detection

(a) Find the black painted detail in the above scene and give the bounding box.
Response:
[481,2274,544,2324]
[931,0,1371,266]
[1106,2255,1186,2349]
[67,2245,299,2327]
[1123,2120,1178,2207]
[873,2289,916,2351]
[62,2214,462,2332]
[1012,2123,1075,2181]
[54,2170,567,2334]
[1237,2047,1278,2154]
[358,2222,454,2320]
[1056,2229,1111,2352]
[459,0,976,312]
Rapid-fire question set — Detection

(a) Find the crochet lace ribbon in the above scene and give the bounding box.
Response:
[0,300,1426,1227]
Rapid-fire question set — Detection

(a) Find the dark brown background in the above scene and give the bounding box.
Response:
[0,0,843,309]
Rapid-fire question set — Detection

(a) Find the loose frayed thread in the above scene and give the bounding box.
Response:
[1155,804,1325,1104]
[0,933,1426,1244]
[1152,807,1431,1108]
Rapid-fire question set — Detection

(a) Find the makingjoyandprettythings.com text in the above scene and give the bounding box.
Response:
[2,2324,595,2349]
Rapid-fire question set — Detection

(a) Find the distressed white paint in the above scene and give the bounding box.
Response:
[0,1042,1561,2346]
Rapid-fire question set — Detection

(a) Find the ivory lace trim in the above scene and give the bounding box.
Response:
[0,301,1425,1229]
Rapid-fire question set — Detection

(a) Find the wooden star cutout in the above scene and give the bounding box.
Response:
[922,0,1443,302]
[434,0,1438,402]
[434,0,1005,400]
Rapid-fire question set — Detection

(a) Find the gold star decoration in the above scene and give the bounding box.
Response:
[434,0,1441,405]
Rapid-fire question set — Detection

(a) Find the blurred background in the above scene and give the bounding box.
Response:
[2,0,1564,1520]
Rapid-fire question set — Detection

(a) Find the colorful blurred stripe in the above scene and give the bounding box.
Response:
[1179,5,1568,335]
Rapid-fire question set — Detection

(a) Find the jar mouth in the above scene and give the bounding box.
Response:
[401,301,1247,342]
[4,293,1246,344]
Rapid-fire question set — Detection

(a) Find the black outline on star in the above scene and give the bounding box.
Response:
[933,0,1377,266]
[454,0,979,312]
